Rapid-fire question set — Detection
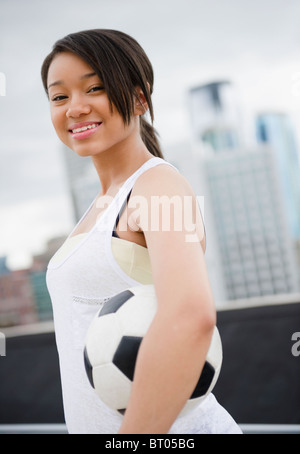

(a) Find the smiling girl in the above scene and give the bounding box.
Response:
[42,29,241,434]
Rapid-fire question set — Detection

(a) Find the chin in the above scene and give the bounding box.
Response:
[73,148,93,157]
[67,142,96,157]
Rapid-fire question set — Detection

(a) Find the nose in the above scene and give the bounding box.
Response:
[66,94,91,118]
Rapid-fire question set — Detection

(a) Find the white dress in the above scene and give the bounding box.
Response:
[46,157,242,434]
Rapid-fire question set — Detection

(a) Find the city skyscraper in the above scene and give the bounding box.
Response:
[0,257,10,276]
[256,112,300,241]
[186,80,300,301]
[204,147,300,299]
[188,81,242,154]
[62,146,100,222]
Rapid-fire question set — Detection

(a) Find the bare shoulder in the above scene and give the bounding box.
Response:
[132,161,206,250]
[133,162,195,197]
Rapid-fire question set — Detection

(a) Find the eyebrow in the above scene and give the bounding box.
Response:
[47,72,98,90]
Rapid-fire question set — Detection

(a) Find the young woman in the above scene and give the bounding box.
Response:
[42,29,241,434]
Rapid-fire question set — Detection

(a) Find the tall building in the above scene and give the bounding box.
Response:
[0,269,38,327]
[0,257,10,276]
[30,272,53,322]
[188,81,242,154]
[204,147,300,300]
[256,112,300,241]
[187,79,300,303]
[62,146,100,222]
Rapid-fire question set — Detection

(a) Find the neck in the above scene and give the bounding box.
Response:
[91,135,154,195]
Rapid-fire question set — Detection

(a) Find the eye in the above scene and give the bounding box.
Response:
[88,85,104,93]
[51,95,68,102]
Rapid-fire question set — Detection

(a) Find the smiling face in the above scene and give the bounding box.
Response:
[47,51,140,157]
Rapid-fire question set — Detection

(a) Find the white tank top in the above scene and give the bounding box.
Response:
[46,157,241,434]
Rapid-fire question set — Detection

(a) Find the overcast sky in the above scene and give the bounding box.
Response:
[1,0,300,269]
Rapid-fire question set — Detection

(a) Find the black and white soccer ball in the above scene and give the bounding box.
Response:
[84,285,223,416]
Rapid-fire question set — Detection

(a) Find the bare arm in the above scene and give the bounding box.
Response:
[118,166,216,434]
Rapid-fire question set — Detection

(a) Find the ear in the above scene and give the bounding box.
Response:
[134,86,149,116]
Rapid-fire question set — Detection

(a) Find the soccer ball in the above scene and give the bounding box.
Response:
[84,285,223,417]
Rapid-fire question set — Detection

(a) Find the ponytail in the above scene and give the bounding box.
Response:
[140,116,164,159]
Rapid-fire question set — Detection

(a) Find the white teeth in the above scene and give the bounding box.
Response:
[72,123,99,133]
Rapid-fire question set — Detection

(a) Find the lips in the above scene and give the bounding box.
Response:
[68,121,102,140]
[68,121,102,133]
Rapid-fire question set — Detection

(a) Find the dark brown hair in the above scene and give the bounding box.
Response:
[41,29,163,158]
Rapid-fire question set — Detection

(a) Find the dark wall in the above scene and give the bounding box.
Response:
[0,332,64,424]
[214,302,300,424]
[0,302,299,424]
